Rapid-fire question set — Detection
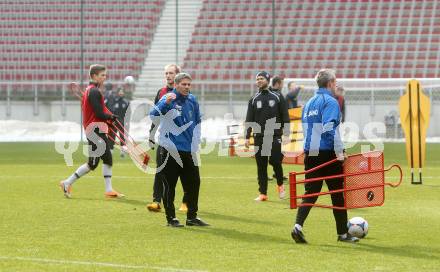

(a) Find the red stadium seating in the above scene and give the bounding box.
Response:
[0,0,165,82]
[183,0,440,82]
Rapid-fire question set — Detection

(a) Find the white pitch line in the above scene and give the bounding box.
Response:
[0,256,207,272]
[0,175,438,181]
[0,176,249,180]
[0,175,439,179]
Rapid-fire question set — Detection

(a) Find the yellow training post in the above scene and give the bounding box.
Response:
[398,79,431,184]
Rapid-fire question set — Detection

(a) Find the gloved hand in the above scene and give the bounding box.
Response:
[337,151,348,162]
[244,139,250,149]
[148,138,155,150]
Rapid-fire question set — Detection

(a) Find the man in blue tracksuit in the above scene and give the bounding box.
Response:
[149,72,209,228]
[291,69,359,244]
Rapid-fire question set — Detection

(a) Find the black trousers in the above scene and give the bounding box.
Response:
[254,136,284,195]
[295,150,348,235]
[158,148,200,221]
[87,127,112,170]
[108,119,126,150]
[152,146,188,204]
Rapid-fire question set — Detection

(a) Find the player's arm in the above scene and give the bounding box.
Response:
[244,99,254,148]
[149,93,175,117]
[322,99,344,156]
[341,98,346,122]
[88,88,113,120]
[191,98,202,152]
[279,94,291,138]
[148,89,163,140]
[153,89,161,105]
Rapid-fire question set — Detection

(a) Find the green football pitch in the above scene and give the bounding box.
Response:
[0,142,439,272]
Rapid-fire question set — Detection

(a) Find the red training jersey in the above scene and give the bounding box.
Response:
[82,83,113,133]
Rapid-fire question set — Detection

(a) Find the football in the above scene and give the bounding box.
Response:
[348,217,369,238]
[124,75,135,84]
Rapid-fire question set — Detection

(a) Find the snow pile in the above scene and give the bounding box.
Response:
[0,118,240,142]
[0,119,438,143]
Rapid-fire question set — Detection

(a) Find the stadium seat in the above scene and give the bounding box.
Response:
[0,0,165,83]
[183,0,439,85]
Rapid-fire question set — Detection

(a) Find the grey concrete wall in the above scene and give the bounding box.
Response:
[0,101,81,123]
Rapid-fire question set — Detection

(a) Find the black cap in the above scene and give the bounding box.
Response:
[256,71,270,82]
[104,82,113,91]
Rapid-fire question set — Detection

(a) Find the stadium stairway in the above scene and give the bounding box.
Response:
[135,0,203,98]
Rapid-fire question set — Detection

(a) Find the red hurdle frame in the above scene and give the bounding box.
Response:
[107,119,150,168]
[289,151,402,210]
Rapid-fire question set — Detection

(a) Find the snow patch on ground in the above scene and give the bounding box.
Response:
[1,119,438,143]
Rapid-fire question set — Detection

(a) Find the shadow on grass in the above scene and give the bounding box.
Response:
[71,197,147,207]
[185,226,293,245]
[200,211,276,225]
[319,243,440,260]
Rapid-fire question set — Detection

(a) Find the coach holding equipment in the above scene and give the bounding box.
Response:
[291,69,359,244]
[149,72,209,227]
[245,71,290,201]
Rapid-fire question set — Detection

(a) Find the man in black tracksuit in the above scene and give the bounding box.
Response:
[245,71,290,201]
[147,64,188,213]
[108,88,130,157]
[269,75,284,95]
[268,75,288,181]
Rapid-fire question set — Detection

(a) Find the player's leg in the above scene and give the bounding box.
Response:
[60,163,91,198]
[179,148,189,212]
[254,138,269,201]
[179,189,188,213]
[160,148,182,227]
[147,146,164,212]
[323,159,347,234]
[179,147,190,212]
[108,125,116,152]
[118,119,127,158]
[294,171,323,226]
[59,136,97,198]
[323,158,358,242]
[292,152,324,243]
[180,152,208,226]
[99,130,124,198]
[269,136,285,198]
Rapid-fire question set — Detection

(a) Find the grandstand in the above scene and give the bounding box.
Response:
[183,0,440,82]
[0,0,440,137]
[0,0,165,83]
[1,0,439,89]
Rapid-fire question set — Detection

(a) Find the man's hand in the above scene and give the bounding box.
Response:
[148,138,155,150]
[244,139,250,149]
[337,151,348,162]
[166,93,176,104]
[111,114,119,121]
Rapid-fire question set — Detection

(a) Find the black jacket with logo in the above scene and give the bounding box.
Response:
[111,96,130,122]
[245,88,290,139]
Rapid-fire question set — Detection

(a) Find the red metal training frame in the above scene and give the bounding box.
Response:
[289,151,402,210]
[108,119,150,168]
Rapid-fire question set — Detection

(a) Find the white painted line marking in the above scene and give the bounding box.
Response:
[0,256,207,272]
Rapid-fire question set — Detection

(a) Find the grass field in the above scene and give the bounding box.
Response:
[0,142,439,272]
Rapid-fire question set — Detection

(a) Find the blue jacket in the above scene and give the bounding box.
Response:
[149,89,201,152]
[302,88,344,153]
